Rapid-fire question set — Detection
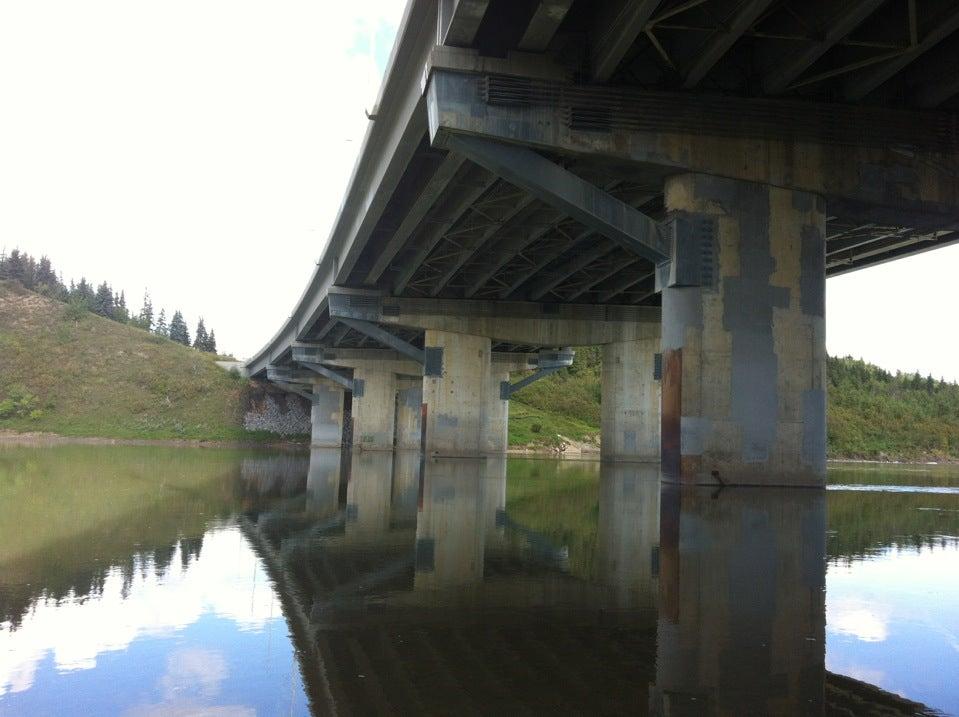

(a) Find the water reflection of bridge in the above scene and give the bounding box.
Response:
[239,450,857,715]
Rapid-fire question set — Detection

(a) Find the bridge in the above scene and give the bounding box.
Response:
[246,0,959,486]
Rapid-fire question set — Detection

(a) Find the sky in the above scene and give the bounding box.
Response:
[2,1,958,381]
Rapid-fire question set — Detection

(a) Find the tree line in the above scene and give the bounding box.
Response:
[0,248,219,353]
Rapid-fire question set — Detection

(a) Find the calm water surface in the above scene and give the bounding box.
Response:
[1,446,957,716]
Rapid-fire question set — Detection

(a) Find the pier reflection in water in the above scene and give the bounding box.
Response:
[1,445,955,715]
[243,450,827,715]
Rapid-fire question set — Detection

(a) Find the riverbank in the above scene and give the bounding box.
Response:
[0,429,308,450]
[6,429,959,466]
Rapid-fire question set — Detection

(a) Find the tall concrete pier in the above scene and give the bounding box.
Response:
[247,0,959,486]
[662,175,827,485]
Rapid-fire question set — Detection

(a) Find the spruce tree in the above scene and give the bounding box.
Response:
[36,256,55,287]
[193,318,208,351]
[154,309,168,337]
[169,310,190,345]
[3,249,26,284]
[75,277,94,306]
[206,330,217,354]
[137,291,154,331]
[112,290,129,322]
[93,282,115,318]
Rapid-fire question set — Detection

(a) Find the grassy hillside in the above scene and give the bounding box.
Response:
[0,281,275,441]
[5,280,958,459]
[512,348,959,460]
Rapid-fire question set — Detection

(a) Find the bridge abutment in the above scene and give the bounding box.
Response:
[601,339,661,462]
[661,173,827,486]
[422,329,491,456]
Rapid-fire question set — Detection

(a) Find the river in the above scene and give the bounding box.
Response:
[1,446,956,715]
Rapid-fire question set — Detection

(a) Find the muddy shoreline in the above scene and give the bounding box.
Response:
[3,429,958,464]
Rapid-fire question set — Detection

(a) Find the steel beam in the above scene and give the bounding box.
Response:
[273,381,313,401]
[525,240,617,300]
[465,183,621,298]
[438,0,489,47]
[337,318,425,365]
[428,194,537,296]
[501,224,593,298]
[763,0,885,94]
[597,268,656,303]
[392,164,497,293]
[500,348,574,399]
[518,0,574,52]
[300,362,356,393]
[683,0,775,89]
[443,134,669,264]
[566,254,641,301]
[827,230,959,276]
[591,0,661,82]
[846,7,959,101]
[365,152,466,284]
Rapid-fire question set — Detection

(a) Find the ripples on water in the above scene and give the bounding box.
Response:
[0,446,956,716]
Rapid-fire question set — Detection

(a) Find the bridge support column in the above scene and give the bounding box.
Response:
[395,379,423,451]
[350,368,397,450]
[422,330,491,456]
[661,173,826,486]
[310,383,345,448]
[484,367,510,454]
[601,339,661,461]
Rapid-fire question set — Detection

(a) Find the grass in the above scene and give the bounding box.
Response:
[0,281,282,442]
[508,401,599,447]
[509,348,959,459]
[5,280,959,458]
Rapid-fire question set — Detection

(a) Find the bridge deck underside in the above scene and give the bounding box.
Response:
[249,0,959,373]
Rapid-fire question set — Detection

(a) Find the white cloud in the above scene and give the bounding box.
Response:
[0,527,281,698]
[827,597,889,642]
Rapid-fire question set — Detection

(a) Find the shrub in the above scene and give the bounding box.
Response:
[63,298,88,322]
[0,386,40,419]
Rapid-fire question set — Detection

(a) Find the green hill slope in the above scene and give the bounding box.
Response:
[4,281,958,459]
[511,348,959,460]
[0,281,268,441]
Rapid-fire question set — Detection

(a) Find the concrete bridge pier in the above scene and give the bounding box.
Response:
[661,173,827,486]
[350,367,397,451]
[422,329,491,457]
[485,366,511,455]
[309,382,346,448]
[601,339,661,462]
[394,378,423,450]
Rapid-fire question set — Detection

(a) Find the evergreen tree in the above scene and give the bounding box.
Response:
[35,256,55,287]
[113,290,129,322]
[73,277,94,307]
[169,310,190,345]
[193,318,208,351]
[93,281,115,318]
[206,330,217,355]
[2,249,26,284]
[136,291,154,331]
[154,309,168,337]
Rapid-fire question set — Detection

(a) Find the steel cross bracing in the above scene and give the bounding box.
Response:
[244,0,959,379]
